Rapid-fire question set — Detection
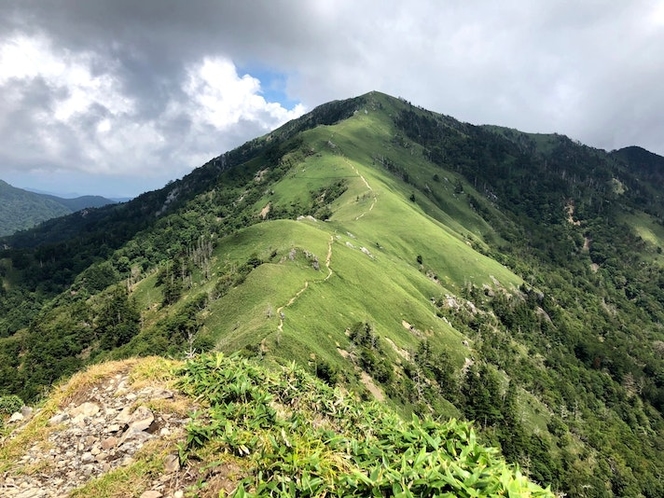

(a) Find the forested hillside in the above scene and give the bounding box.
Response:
[2,92,664,497]
[0,179,115,236]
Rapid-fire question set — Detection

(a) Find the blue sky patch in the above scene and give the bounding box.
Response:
[237,64,300,109]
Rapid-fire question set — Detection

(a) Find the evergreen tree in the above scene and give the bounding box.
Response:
[499,380,526,462]
[462,364,502,427]
[97,286,140,349]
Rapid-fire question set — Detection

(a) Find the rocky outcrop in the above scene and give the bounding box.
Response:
[1,361,195,498]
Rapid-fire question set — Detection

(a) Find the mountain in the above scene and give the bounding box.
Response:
[109,196,133,203]
[2,92,664,497]
[0,180,116,236]
[40,193,117,212]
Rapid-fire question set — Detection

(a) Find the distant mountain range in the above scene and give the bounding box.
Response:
[0,180,117,236]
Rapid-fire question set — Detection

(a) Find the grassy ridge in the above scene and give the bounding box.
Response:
[122,102,522,396]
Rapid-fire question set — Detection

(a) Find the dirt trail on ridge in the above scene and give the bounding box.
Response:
[277,235,334,333]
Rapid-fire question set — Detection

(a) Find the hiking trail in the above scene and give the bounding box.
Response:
[277,235,334,333]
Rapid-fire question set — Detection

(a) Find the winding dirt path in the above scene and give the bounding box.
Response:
[344,158,377,220]
[324,235,333,281]
[275,155,375,333]
[277,235,334,333]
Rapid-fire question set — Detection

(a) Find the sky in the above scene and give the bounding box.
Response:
[0,1,663,199]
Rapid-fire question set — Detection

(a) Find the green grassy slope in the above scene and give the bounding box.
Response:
[4,92,664,496]
[122,96,521,403]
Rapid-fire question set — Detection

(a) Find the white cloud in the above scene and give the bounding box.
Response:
[0,34,64,81]
[183,57,305,130]
[161,56,306,173]
[0,34,133,120]
[0,33,305,190]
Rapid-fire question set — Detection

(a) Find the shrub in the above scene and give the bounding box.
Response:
[176,353,554,497]
[0,395,24,415]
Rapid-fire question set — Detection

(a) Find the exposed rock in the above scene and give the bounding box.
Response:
[69,401,100,418]
[1,366,193,498]
[48,412,69,425]
[127,405,155,432]
[360,246,374,259]
[20,406,34,420]
[101,436,119,450]
[9,412,23,423]
[164,453,180,473]
[115,405,134,424]
[140,491,163,498]
[139,387,174,400]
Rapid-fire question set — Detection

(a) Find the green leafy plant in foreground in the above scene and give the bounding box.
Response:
[0,395,23,415]
[177,353,553,497]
